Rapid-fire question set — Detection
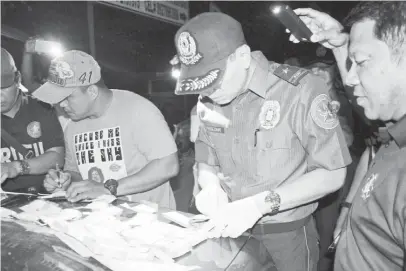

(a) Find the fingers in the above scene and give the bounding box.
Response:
[293,8,324,19]
[310,29,347,44]
[59,172,72,189]
[68,191,91,203]
[207,221,228,239]
[48,169,59,180]
[66,181,90,198]
[220,224,241,239]
[1,172,9,184]
[44,173,59,192]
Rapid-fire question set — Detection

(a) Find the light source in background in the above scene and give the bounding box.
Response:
[272,5,281,14]
[171,67,180,79]
[33,40,64,58]
[48,42,64,58]
[170,54,181,79]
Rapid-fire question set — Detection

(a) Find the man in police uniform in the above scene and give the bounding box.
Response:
[172,12,351,271]
[293,2,406,271]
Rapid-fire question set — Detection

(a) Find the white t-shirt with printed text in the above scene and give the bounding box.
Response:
[64,89,177,208]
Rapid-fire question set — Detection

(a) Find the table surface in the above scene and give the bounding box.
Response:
[1,195,276,271]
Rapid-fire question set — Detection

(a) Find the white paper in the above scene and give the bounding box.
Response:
[19,199,62,214]
[162,211,191,228]
[0,207,17,218]
[91,194,116,203]
[38,190,67,199]
[121,203,157,214]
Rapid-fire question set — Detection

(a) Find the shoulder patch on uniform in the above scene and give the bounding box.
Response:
[273,64,309,86]
[310,94,340,130]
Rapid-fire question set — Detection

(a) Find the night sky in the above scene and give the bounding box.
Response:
[1,1,358,123]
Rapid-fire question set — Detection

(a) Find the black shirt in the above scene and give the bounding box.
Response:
[1,93,64,192]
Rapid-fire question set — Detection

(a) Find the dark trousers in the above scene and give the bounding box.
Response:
[254,217,319,271]
[315,154,359,271]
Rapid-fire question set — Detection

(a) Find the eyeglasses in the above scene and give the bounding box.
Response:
[1,71,19,90]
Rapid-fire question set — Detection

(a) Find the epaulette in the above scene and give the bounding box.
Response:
[272,63,310,86]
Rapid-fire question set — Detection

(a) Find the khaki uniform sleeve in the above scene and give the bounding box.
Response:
[292,74,352,171]
[194,124,219,166]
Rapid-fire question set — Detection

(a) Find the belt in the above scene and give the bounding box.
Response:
[252,215,312,235]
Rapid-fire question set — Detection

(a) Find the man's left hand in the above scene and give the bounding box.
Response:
[1,162,21,183]
[66,180,110,202]
[206,196,263,239]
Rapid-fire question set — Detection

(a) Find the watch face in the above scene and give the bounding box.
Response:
[265,191,281,215]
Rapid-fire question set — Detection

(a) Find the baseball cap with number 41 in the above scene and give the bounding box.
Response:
[32,50,101,104]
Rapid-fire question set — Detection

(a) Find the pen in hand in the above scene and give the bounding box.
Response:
[55,163,62,188]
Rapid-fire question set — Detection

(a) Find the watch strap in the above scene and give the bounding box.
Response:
[265,190,281,215]
[340,202,352,209]
[104,179,118,196]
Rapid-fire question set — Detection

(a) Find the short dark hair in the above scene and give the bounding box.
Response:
[344,2,406,60]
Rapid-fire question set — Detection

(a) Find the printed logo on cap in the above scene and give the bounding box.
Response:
[48,61,74,86]
[177,32,202,66]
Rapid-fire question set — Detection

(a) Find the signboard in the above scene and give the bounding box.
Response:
[101,1,189,26]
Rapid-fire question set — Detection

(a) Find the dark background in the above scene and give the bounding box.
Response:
[1,1,358,125]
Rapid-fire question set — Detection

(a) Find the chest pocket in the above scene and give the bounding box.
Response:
[204,124,235,175]
[256,129,292,180]
[205,125,229,149]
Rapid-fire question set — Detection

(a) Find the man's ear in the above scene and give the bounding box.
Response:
[87,85,99,100]
[236,44,251,69]
[15,71,22,84]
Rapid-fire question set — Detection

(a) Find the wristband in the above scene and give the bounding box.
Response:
[15,160,30,176]
[340,202,352,209]
[21,160,31,175]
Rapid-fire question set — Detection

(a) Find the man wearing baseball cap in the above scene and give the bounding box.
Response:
[173,13,351,271]
[33,50,179,208]
[1,48,65,193]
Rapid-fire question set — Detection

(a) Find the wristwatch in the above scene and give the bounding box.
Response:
[15,160,30,175]
[104,179,118,196]
[264,190,281,215]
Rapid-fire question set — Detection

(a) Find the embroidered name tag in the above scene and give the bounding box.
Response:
[206,126,224,134]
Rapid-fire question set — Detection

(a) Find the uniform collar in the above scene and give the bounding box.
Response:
[388,114,406,148]
[246,51,270,99]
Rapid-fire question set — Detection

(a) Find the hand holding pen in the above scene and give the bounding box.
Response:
[43,164,72,193]
[55,163,62,188]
